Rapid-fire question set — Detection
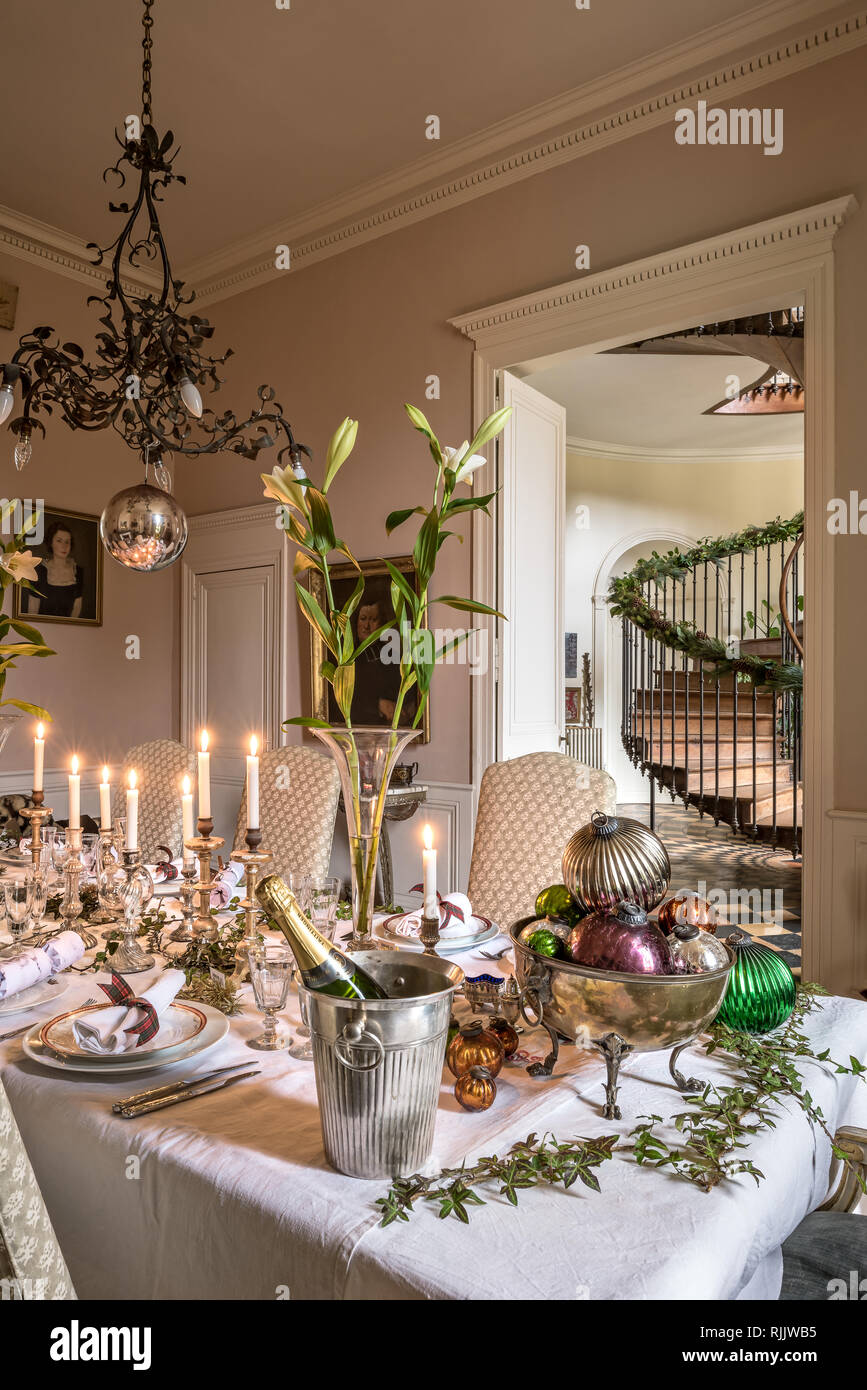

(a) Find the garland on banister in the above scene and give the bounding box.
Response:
[607,512,804,693]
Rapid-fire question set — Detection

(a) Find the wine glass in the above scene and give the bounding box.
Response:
[3,879,34,956]
[307,877,341,941]
[79,832,100,882]
[289,988,315,1062]
[247,941,294,1051]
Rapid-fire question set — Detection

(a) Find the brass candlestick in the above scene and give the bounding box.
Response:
[420,912,441,957]
[21,797,52,879]
[185,816,224,941]
[169,857,199,943]
[230,827,273,979]
[111,848,155,973]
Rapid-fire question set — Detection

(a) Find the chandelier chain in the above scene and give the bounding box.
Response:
[141,0,154,126]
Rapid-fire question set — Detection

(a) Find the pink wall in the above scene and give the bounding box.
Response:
[0,254,179,781]
[178,46,867,798]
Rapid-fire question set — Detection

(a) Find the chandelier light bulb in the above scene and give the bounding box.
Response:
[14,430,32,472]
[0,383,14,426]
[179,375,203,418]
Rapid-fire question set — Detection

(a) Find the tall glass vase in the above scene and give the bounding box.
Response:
[313,726,420,952]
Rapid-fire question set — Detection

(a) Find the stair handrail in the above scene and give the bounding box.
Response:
[607,511,804,693]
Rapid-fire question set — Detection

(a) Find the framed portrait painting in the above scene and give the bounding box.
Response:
[13,506,103,627]
[308,556,431,742]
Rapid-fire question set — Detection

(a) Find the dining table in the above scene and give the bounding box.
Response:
[1,902,866,1302]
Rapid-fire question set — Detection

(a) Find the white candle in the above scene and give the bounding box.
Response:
[246,735,260,830]
[422,823,437,919]
[198,729,211,821]
[99,765,112,831]
[33,722,45,792]
[68,756,80,831]
[126,770,139,852]
[181,774,194,861]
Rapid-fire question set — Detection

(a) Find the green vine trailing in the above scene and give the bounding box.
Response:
[376,985,865,1224]
[607,512,804,694]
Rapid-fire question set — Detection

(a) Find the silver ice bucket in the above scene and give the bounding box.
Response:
[302,951,463,1179]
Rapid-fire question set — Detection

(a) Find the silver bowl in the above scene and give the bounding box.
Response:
[510,918,733,1118]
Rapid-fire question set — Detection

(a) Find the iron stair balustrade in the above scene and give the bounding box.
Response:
[618,523,804,851]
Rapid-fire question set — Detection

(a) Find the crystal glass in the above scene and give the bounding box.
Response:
[312,726,420,951]
[247,942,294,1051]
[288,988,314,1062]
[307,876,341,941]
[41,826,58,884]
[79,832,100,881]
[26,870,47,934]
[3,879,34,956]
[51,828,72,876]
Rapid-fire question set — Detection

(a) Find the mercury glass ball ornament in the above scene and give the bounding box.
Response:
[566,899,674,975]
[562,811,671,914]
[715,931,796,1033]
[100,482,188,572]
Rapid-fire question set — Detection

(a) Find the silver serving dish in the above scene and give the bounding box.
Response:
[510,918,733,1118]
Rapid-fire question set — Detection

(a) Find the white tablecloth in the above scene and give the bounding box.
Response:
[2,936,866,1301]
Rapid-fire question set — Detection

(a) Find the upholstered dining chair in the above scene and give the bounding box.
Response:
[0,1077,76,1299]
[111,739,197,861]
[467,751,617,930]
[232,745,340,885]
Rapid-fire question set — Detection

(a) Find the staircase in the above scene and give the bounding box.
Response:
[616,518,804,857]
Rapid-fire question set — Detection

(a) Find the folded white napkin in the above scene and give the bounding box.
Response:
[0,931,85,1001]
[72,968,186,1055]
[391,893,481,940]
[210,860,245,909]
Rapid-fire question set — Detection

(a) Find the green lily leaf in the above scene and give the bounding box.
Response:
[433,595,505,618]
[295,582,338,657]
[333,663,356,722]
[306,488,337,553]
[385,506,425,535]
[1,698,52,719]
[283,716,334,729]
[413,509,439,590]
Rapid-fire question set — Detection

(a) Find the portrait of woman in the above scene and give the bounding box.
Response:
[14,506,103,626]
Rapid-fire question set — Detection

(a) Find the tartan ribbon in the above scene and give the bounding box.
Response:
[98,972,160,1047]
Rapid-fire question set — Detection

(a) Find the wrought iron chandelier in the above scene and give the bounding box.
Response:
[0,0,309,571]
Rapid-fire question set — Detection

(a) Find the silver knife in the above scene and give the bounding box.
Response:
[112,1063,257,1113]
[119,1068,261,1118]
[0,1022,32,1043]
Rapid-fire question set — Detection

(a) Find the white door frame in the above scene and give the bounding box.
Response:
[592,528,700,782]
[451,195,856,988]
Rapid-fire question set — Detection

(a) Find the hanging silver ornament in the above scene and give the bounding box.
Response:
[562,810,671,914]
[100,479,188,572]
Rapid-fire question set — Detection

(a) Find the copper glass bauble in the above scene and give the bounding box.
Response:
[562,811,671,913]
[100,482,188,572]
[715,932,796,1033]
[487,1015,519,1058]
[446,1021,504,1079]
[566,899,674,975]
[658,893,721,935]
[455,1065,497,1113]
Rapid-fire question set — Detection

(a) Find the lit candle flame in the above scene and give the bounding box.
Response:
[182,774,191,795]
[102,765,110,784]
[423,824,433,851]
[200,729,209,753]
[249,734,258,757]
[71,755,79,775]
[36,722,44,740]
[128,770,137,790]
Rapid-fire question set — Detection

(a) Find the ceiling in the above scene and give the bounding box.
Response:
[521,352,804,456]
[1,0,778,265]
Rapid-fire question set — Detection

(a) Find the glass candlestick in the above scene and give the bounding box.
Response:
[111,849,155,973]
[58,826,96,948]
[185,818,224,942]
[169,857,199,943]
[92,827,122,926]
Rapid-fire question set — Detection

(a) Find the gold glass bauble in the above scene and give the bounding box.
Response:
[455,1066,497,1112]
[446,1021,504,1079]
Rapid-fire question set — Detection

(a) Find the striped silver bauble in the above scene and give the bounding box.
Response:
[562,810,671,914]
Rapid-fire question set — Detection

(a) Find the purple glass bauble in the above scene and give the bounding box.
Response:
[566,899,674,975]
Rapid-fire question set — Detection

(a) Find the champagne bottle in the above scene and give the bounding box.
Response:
[255,874,388,1000]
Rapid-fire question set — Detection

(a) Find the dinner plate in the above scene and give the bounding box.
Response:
[22,1002,229,1075]
[41,1000,207,1061]
[375,912,500,953]
[0,974,71,1017]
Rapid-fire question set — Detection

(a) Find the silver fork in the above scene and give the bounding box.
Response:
[475,945,512,961]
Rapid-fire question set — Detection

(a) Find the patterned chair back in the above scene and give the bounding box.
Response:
[232,745,340,885]
[0,1078,75,1299]
[111,740,197,862]
[468,751,617,930]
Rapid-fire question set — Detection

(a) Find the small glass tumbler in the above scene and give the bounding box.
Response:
[3,879,34,957]
[247,941,294,1051]
[307,876,341,942]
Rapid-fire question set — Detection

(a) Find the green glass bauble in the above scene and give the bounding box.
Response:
[534,884,580,924]
[525,927,564,960]
[716,933,796,1033]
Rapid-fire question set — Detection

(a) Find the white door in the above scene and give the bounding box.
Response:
[498,372,566,760]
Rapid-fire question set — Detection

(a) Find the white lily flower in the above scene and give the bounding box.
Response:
[261,465,305,510]
[0,549,39,584]
[442,445,488,486]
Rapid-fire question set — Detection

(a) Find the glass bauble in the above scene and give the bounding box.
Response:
[100,482,188,572]
[658,893,721,935]
[446,1021,504,1079]
[562,811,670,913]
[715,932,796,1033]
[487,1015,519,1057]
[566,900,674,975]
[455,1066,496,1112]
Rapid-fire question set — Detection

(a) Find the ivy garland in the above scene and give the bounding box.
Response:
[607,512,804,694]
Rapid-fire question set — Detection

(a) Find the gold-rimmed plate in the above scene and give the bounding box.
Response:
[23,1002,229,1075]
[39,1001,207,1062]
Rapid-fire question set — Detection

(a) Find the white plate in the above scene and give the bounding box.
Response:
[374,913,500,954]
[23,1002,229,1075]
[0,974,71,1017]
[41,1000,207,1061]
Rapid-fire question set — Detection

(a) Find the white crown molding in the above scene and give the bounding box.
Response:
[565,433,804,465]
[187,1,867,304]
[187,502,277,530]
[0,202,160,297]
[0,3,864,307]
[449,195,856,353]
